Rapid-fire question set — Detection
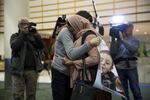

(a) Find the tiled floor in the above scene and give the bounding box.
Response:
[0,70,51,83]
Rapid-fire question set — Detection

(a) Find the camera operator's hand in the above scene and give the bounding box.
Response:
[26,32,44,49]
[19,22,29,34]
[119,31,128,40]
[18,29,31,42]
[88,37,100,47]
[119,31,124,40]
[119,32,123,40]
[27,34,36,42]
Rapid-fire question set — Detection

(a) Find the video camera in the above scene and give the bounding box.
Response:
[109,24,128,38]
[56,15,66,27]
[52,15,66,38]
[28,22,37,33]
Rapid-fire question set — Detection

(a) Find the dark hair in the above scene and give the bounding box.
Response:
[76,10,93,23]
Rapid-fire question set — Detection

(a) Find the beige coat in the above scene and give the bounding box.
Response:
[70,31,100,88]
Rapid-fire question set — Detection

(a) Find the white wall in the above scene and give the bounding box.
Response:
[4,0,28,58]
[0,34,4,60]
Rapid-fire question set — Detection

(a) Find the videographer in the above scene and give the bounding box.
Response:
[112,23,143,100]
[10,18,44,100]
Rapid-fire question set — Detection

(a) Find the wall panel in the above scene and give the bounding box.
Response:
[43,11,58,16]
[100,17,112,24]
[59,2,74,9]
[124,15,137,22]
[137,0,150,6]
[59,8,75,15]
[38,30,53,34]
[95,0,113,4]
[43,22,56,29]
[29,12,42,17]
[115,1,136,9]
[0,0,4,33]
[98,10,114,17]
[0,11,3,16]
[137,13,150,21]
[43,5,58,11]
[43,0,57,5]
[0,5,4,10]
[36,23,42,29]
[137,6,150,12]
[76,6,92,12]
[58,0,74,3]
[115,7,136,15]
[76,1,92,7]
[30,18,42,23]
[43,16,58,22]
[29,7,42,12]
[29,0,150,35]
[96,4,113,11]
[29,0,42,7]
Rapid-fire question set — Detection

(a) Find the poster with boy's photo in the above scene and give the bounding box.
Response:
[93,39,127,99]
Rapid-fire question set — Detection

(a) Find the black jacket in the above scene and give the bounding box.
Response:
[10,32,44,75]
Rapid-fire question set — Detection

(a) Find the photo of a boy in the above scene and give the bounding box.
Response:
[100,51,123,92]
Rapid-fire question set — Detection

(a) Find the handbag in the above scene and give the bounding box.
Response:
[70,59,97,100]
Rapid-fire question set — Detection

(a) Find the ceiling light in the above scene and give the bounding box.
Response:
[111,15,124,24]
[144,32,147,35]
[135,29,139,32]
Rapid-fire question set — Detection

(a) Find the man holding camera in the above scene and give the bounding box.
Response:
[113,23,143,100]
[10,18,44,100]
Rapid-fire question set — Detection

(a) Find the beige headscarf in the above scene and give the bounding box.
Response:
[67,15,100,39]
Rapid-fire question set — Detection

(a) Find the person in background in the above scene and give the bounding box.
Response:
[76,10,93,23]
[114,23,143,100]
[10,18,44,100]
[51,15,100,100]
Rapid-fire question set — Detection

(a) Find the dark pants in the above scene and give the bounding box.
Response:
[12,70,38,100]
[51,68,72,100]
[117,68,143,100]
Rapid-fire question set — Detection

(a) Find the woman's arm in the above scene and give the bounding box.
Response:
[61,28,92,60]
[65,34,100,69]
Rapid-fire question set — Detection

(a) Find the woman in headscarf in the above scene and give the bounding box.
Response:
[51,15,100,100]
[66,14,100,84]
[64,15,113,100]
[64,15,104,100]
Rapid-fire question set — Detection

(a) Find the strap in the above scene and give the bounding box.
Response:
[81,30,96,81]
[114,57,137,64]
[82,58,89,80]
[81,30,97,58]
